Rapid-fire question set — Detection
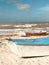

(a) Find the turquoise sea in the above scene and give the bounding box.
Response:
[11,36,49,44]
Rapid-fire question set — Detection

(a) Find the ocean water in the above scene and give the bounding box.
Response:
[11,36,49,44]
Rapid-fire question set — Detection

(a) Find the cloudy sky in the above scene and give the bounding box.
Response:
[0,0,49,22]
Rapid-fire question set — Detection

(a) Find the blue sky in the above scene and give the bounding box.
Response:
[0,0,49,22]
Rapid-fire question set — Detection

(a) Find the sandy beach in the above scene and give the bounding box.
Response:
[0,22,49,65]
[1,0,49,64]
[0,39,49,65]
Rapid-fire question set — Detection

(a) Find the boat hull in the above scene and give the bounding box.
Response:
[26,32,47,36]
[5,40,49,57]
[16,45,49,57]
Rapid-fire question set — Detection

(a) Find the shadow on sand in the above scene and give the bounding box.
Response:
[22,55,49,58]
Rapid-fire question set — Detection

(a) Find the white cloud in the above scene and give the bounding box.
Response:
[6,0,30,10]
[35,5,49,21]
[0,0,30,10]
[16,4,30,10]
[36,5,49,15]
[39,5,49,11]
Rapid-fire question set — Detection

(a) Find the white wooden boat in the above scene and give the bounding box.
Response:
[15,45,49,57]
[4,40,49,57]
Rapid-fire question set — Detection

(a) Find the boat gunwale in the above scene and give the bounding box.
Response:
[16,44,49,46]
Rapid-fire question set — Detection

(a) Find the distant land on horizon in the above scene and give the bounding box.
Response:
[0,21,49,24]
[0,21,49,22]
